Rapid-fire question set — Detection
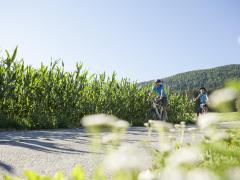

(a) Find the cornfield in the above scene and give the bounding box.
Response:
[0,47,151,129]
[0,47,195,129]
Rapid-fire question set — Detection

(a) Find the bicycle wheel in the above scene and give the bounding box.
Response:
[146,108,158,120]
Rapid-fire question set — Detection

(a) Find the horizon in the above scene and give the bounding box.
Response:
[1,0,240,81]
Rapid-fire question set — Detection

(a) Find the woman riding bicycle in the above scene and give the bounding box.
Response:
[194,87,209,116]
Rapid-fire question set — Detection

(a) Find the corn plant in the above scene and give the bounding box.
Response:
[0,47,151,129]
[0,47,196,129]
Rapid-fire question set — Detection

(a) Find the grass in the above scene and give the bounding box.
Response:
[218,112,240,121]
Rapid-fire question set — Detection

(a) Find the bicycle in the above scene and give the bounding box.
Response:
[147,96,167,121]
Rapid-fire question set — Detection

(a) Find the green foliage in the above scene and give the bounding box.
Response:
[72,165,85,180]
[4,166,81,180]
[200,128,240,175]
[0,47,196,129]
[167,93,195,123]
[0,47,149,129]
[140,64,240,93]
[236,95,240,112]
[226,80,240,112]
[150,125,240,179]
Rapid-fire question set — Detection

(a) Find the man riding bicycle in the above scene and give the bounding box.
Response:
[194,87,209,116]
[149,79,168,120]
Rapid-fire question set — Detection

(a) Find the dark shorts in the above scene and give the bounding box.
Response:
[155,97,168,107]
[198,104,208,114]
[161,97,168,107]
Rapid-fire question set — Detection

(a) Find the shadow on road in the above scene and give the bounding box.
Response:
[0,129,101,154]
[0,161,14,173]
[0,127,181,154]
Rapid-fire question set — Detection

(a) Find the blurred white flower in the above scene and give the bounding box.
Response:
[187,127,198,132]
[166,147,203,167]
[180,121,186,128]
[81,114,117,128]
[144,122,150,128]
[227,167,240,180]
[210,88,237,106]
[186,168,219,180]
[204,128,228,141]
[198,114,220,129]
[159,143,173,153]
[174,124,182,129]
[138,170,156,180]
[152,121,173,132]
[169,135,176,142]
[148,120,154,125]
[169,128,176,133]
[158,167,184,180]
[101,133,119,144]
[114,120,129,130]
[103,144,152,173]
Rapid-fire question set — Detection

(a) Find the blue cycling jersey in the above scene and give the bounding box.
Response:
[152,85,167,98]
[199,93,208,104]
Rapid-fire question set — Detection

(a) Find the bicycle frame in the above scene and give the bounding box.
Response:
[151,97,167,121]
[152,101,163,120]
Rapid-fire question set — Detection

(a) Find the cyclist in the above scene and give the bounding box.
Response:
[150,79,168,120]
[194,87,209,116]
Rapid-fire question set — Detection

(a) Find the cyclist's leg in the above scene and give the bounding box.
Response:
[198,105,202,116]
[203,104,208,114]
[153,101,161,120]
[161,97,168,121]
[199,104,206,114]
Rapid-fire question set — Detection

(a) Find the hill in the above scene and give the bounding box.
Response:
[139,64,240,92]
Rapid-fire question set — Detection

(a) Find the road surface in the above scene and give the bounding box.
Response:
[0,122,237,178]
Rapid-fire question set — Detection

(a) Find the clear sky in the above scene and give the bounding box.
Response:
[0,0,240,81]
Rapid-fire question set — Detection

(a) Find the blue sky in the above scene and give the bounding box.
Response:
[0,0,240,81]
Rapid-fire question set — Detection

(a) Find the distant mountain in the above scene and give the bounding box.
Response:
[139,64,240,92]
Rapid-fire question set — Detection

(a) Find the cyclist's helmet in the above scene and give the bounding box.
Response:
[199,87,207,92]
[155,79,162,83]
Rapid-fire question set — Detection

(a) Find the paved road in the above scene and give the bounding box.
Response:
[0,122,238,178]
[0,126,204,178]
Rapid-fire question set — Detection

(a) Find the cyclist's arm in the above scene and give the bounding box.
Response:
[151,87,157,96]
[160,89,164,99]
[148,88,156,99]
[148,93,155,100]
[206,95,209,102]
[194,94,200,101]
